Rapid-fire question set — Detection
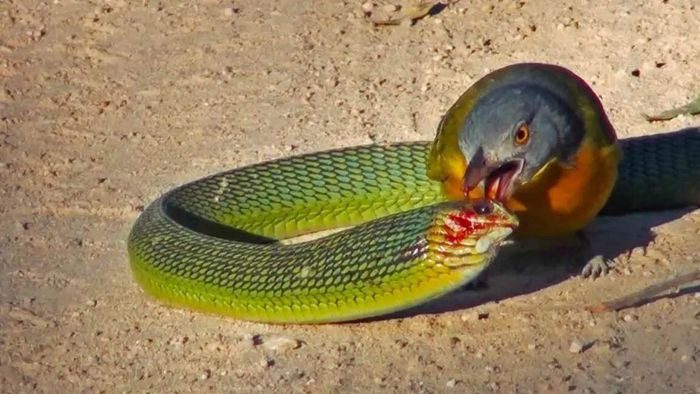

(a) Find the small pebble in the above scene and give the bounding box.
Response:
[569,339,585,354]
[250,334,263,346]
[169,335,189,346]
[361,2,373,13]
[645,249,670,264]
[205,341,223,352]
[261,336,301,352]
[260,356,275,368]
[223,7,237,17]
[611,359,630,369]
[623,314,637,322]
[446,379,458,388]
[383,4,398,12]
[461,310,489,322]
[21,297,34,308]
[236,332,253,344]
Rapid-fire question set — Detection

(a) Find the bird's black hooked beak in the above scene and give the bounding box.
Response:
[463,147,525,202]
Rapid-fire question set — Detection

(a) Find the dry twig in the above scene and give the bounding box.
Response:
[370,1,457,26]
[644,92,700,122]
[586,269,700,313]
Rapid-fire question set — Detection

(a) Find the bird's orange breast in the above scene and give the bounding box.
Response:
[509,140,620,236]
[440,139,621,237]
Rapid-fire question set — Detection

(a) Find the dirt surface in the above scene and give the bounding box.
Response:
[1,1,699,392]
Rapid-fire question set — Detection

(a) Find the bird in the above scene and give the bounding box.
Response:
[427,63,621,275]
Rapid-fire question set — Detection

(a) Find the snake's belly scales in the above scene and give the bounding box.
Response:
[128,129,700,323]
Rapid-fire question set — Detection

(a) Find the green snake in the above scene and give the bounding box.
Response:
[127,129,700,324]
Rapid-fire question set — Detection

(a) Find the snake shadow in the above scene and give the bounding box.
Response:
[374,126,700,321]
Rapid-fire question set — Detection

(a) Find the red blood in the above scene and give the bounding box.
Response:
[444,229,467,244]
[444,209,488,245]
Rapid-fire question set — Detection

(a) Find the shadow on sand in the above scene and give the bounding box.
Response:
[381,207,696,321]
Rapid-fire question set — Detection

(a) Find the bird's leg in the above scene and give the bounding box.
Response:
[510,231,613,278]
[458,231,611,292]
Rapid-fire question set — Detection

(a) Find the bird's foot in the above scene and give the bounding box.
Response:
[580,254,611,278]
[576,231,613,279]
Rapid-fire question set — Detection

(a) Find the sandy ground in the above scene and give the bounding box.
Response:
[1,0,700,392]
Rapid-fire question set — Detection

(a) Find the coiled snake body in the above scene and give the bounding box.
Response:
[128,129,700,323]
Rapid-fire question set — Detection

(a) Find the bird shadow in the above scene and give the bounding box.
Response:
[371,207,695,322]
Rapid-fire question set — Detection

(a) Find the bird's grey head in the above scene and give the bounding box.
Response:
[458,83,584,201]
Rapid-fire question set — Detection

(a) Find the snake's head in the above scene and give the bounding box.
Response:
[429,200,518,268]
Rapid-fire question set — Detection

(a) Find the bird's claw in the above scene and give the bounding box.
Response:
[580,254,610,278]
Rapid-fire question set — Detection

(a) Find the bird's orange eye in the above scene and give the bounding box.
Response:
[514,124,530,145]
